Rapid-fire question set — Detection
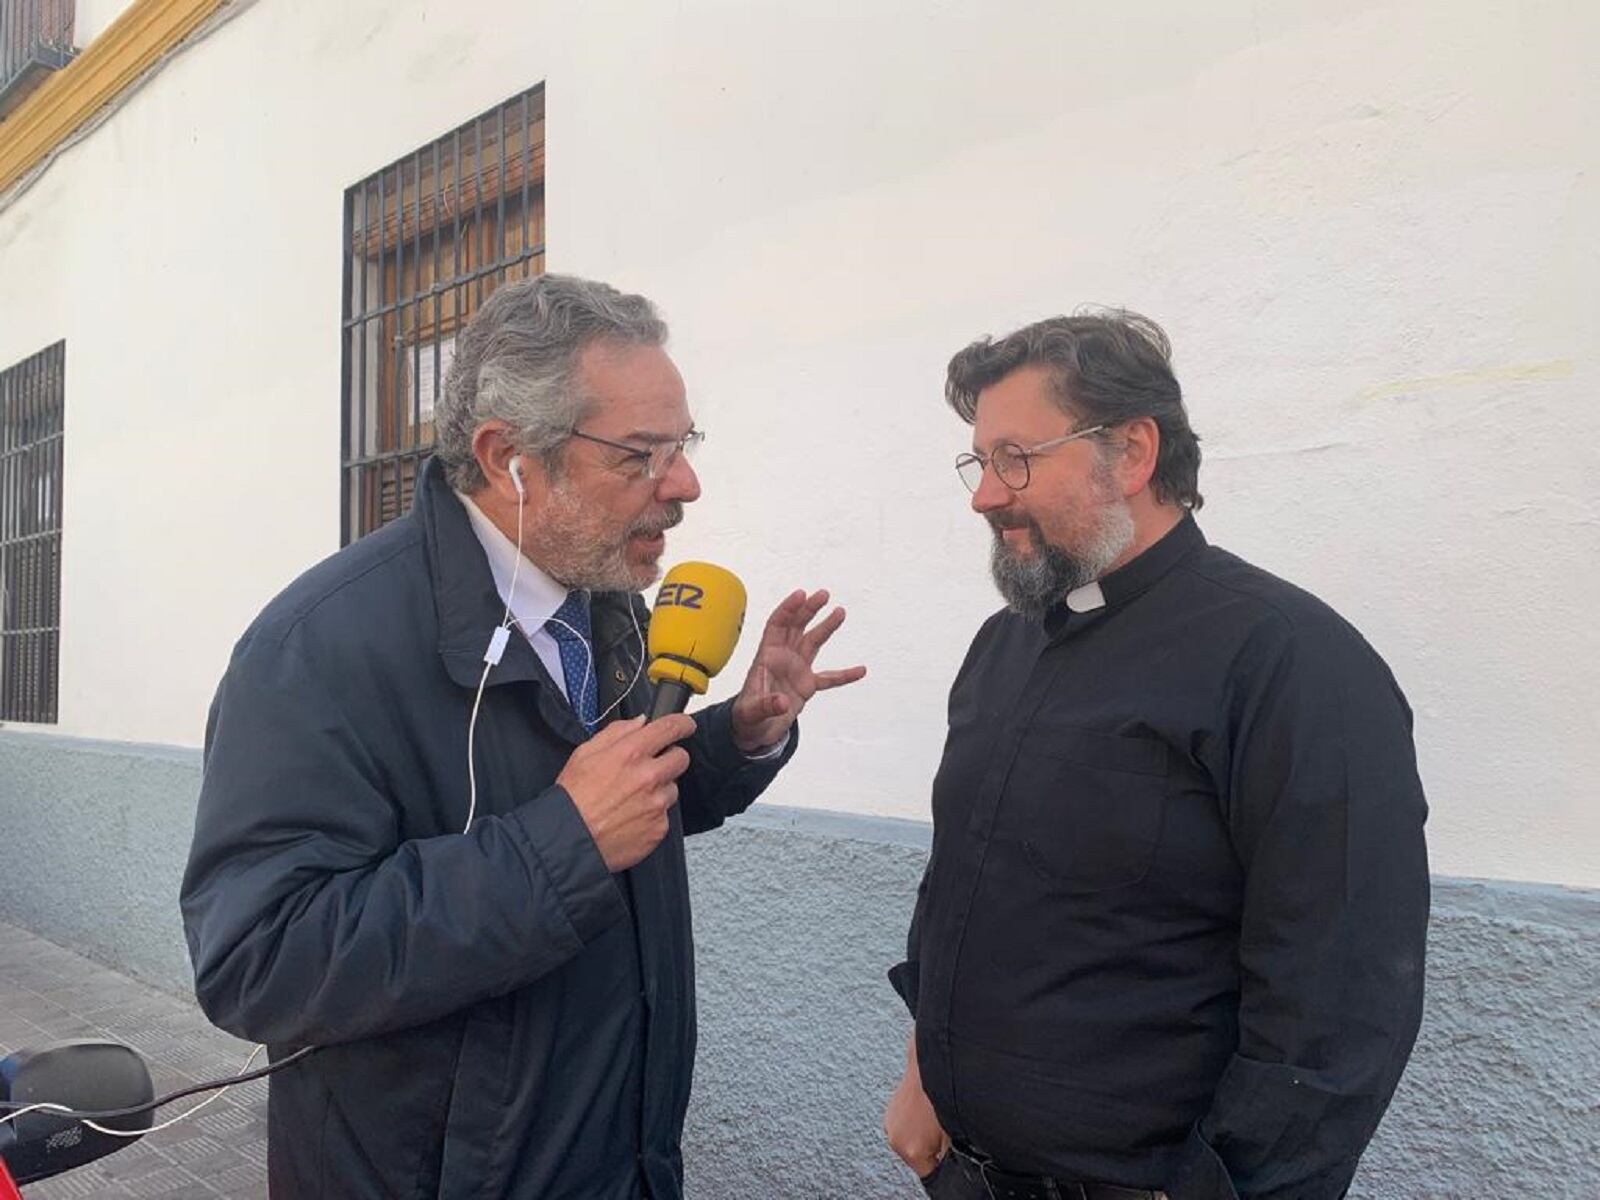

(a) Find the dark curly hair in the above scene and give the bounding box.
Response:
[945,308,1202,510]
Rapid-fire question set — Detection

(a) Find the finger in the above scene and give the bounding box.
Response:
[763,589,810,633]
[763,588,827,641]
[594,714,647,740]
[628,712,698,754]
[649,745,692,785]
[799,605,848,658]
[577,714,645,753]
[796,589,831,628]
[655,781,679,812]
[814,665,867,690]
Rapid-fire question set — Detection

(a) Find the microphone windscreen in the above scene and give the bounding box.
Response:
[646,562,747,696]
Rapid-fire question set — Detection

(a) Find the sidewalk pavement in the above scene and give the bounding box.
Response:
[0,922,268,1199]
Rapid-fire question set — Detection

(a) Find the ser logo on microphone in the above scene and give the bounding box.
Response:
[656,582,705,610]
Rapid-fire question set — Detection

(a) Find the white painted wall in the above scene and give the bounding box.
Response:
[0,0,1594,887]
[74,0,137,46]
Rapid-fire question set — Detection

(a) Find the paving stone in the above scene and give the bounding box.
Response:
[1,922,265,1199]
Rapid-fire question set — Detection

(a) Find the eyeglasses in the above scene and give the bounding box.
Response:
[569,427,705,480]
[955,424,1107,493]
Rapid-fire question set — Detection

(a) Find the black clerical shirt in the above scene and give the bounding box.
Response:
[890,516,1428,1200]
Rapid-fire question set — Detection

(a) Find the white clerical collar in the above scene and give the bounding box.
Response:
[454,490,570,635]
[1065,580,1107,613]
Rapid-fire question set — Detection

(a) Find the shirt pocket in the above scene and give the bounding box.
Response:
[999,724,1170,893]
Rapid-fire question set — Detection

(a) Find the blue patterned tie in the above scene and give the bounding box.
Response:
[547,590,598,732]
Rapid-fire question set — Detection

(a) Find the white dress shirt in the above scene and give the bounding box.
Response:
[455,490,609,702]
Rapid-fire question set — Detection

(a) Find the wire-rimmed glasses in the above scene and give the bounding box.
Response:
[955,424,1107,493]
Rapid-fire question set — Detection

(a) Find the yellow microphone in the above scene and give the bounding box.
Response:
[647,562,747,719]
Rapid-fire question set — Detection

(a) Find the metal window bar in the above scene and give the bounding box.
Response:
[0,0,76,118]
[0,340,65,725]
[340,84,546,544]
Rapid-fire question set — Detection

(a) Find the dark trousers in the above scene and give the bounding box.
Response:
[920,1145,1167,1200]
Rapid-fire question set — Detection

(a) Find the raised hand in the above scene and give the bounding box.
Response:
[729,589,866,754]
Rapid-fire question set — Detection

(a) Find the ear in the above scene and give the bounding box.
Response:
[1112,417,1161,499]
[470,422,527,504]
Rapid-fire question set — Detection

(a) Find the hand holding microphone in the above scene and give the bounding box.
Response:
[558,562,750,873]
[557,714,696,872]
[559,561,864,871]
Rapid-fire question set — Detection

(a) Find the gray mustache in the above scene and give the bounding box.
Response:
[631,504,684,537]
[988,514,1033,533]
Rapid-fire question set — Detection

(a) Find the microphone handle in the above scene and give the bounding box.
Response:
[648,679,694,721]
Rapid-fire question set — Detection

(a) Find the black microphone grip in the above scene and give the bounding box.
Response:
[648,679,693,721]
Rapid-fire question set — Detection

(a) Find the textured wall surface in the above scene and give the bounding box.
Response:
[2,735,1596,1197]
[684,811,932,1198]
[1,0,1596,891]
[1359,881,1600,1197]
[0,733,199,989]
[687,813,1600,1200]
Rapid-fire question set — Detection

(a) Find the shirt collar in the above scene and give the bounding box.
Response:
[453,488,571,638]
[1065,580,1106,613]
[1046,513,1206,633]
[1099,512,1205,607]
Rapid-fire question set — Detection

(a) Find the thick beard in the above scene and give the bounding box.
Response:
[989,500,1134,621]
[535,485,683,593]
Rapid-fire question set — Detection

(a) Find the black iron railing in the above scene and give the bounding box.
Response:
[340,84,546,543]
[0,1,76,118]
[0,340,64,725]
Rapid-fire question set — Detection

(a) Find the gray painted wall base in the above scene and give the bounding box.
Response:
[687,820,1600,1199]
[0,732,198,988]
[3,733,1597,1197]
[684,819,929,1198]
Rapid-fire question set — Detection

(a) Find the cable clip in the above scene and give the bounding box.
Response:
[484,626,511,665]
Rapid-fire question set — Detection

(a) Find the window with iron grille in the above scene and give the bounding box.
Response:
[0,340,64,725]
[341,84,546,543]
[0,0,77,118]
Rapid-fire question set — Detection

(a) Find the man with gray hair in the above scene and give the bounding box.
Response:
[182,274,863,1198]
[884,311,1428,1199]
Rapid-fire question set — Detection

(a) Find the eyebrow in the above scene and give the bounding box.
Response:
[970,434,1020,455]
[621,424,697,444]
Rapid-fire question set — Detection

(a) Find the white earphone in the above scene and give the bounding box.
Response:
[461,447,645,833]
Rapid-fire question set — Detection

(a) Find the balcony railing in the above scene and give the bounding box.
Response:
[0,1,76,120]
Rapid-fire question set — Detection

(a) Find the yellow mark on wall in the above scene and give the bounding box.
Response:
[1356,360,1576,405]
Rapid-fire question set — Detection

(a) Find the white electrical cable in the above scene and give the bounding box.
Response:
[462,483,647,834]
[519,604,645,732]
[0,1044,266,1137]
[463,655,497,834]
[463,474,531,833]
[1,490,653,1150]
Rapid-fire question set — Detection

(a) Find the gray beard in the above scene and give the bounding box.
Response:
[536,488,683,593]
[989,504,1134,621]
